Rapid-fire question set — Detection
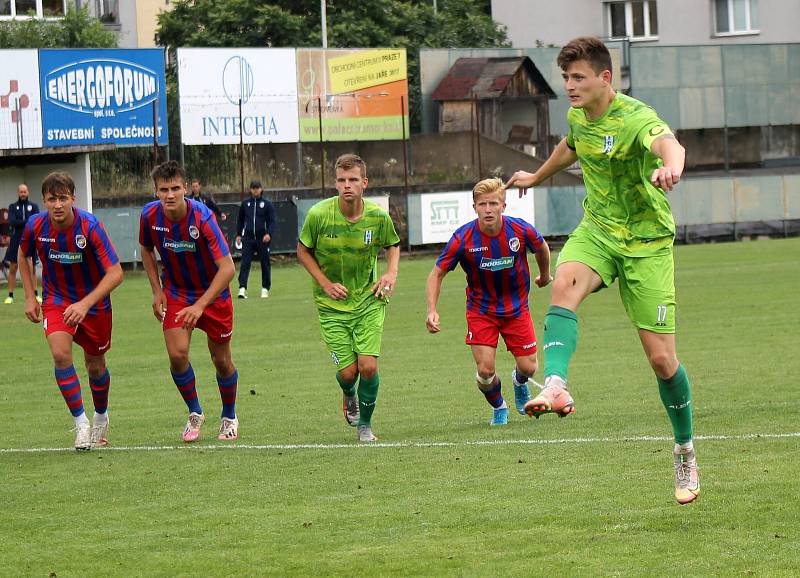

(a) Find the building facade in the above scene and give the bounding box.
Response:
[491,0,799,47]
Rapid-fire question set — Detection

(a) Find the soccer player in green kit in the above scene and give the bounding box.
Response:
[506,37,699,504]
[297,154,400,443]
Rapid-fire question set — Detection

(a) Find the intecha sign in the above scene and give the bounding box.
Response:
[39,49,168,147]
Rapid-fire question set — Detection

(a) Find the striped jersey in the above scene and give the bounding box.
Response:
[436,216,545,318]
[567,92,675,256]
[139,198,231,304]
[20,208,119,313]
[299,196,400,313]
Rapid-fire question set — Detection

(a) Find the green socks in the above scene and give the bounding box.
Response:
[357,373,380,427]
[657,364,694,444]
[543,306,578,381]
[335,371,357,397]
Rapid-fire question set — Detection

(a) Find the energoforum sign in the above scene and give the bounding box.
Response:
[39,49,168,147]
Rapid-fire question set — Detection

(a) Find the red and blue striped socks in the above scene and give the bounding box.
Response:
[89,368,110,415]
[216,370,238,419]
[55,365,84,417]
[171,364,202,415]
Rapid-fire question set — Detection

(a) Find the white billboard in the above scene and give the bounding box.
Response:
[178,48,299,145]
[0,50,43,149]
[419,190,535,244]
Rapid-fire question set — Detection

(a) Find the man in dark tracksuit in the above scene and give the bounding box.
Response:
[4,183,40,304]
[189,178,225,223]
[236,180,275,299]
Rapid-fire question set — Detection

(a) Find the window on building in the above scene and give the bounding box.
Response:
[607,1,658,40]
[95,0,118,23]
[714,0,759,34]
[0,0,65,18]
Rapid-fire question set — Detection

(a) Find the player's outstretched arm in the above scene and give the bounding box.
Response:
[650,135,685,192]
[505,138,578,197]
[371,244,399,299]
[62,263,123,327]
[17,248,40,323]
[141,245,166,321]
[425,265,448,333]
[533,240,552,288]
[296,241,348,300]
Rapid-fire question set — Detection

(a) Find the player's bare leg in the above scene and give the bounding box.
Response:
[47,331,91,450]
[208,337,239,440]
[471,345,508,425]
[85,352,110,447]
[165,328,205,442]
[640,330,699,503]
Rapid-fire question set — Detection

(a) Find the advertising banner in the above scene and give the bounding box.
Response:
[177,48,299,145]
[419,191,535,244]
[0,50,43,149]
[297,48,409,142]
[39,49,168,147]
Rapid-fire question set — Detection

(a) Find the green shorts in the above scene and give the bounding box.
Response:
[318,299,386,368]
[557,225,676,333]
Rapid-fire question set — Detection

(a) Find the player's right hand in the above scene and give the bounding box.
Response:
[323,282,348,300]
[426,312,440,333]
[152,291,167,322]
[25,297,41,323]
[505,170,537,198]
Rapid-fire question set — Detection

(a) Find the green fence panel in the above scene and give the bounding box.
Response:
[94,208,141,264]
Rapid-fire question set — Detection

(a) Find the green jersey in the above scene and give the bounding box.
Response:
[567,92,676,256]
[299,196,400,313]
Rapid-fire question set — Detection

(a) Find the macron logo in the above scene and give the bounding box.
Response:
[152,225,170,232]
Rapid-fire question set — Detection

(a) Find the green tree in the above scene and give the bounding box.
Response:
[156,0,509,132]
[0,5,117,48]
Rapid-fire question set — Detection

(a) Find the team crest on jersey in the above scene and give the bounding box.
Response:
[75,234,87,249]
[364,230,373,245]
[603,135,615,154]
[189,225,200,240]
[28,205,33,211]
[259,201,265,208]
[508,237,520,253]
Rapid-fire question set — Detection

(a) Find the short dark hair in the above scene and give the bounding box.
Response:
[41,171,75,197]
[191,178,200,185]
[557,36,612,75]
[151,160,186,187]
[335,153,367,179]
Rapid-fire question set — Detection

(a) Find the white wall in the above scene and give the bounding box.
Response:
[0,154,93,214]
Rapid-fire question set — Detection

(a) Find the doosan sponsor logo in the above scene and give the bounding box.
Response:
[45,59,158,116]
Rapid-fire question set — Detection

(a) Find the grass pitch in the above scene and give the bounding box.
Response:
[1,238,799,577]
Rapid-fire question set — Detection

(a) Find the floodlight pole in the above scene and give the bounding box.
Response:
[321,0,328,48]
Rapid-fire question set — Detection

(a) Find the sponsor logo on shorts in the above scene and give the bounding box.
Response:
[75,234,87,249]
[508,237,520,253]
[468,246,488,253]
[98,340,110,351]
[43,318,48,331]
[220,330,233,338]
[331,351,340,365]
[48,248,83,263]
[163,239,196,253]
[521,342,536,349]
[479,256,514,271]
[189,225,200,239]
[152,225,170,232]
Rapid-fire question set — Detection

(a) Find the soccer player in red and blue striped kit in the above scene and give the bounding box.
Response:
[139,161,239,442]
[426,178,551,425]
[18,171,123,450]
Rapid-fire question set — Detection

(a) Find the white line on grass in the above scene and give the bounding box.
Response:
[1,431,798,454]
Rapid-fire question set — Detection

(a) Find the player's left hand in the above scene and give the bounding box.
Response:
[174,303,204,330]
[650,166,681,191]
[534,273,552,288]
[63,300,90,327]
[372,272,397,301]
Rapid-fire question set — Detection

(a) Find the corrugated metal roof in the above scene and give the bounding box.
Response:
[431,56,556,101]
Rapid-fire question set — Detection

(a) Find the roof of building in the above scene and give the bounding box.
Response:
[431,56,556,101]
